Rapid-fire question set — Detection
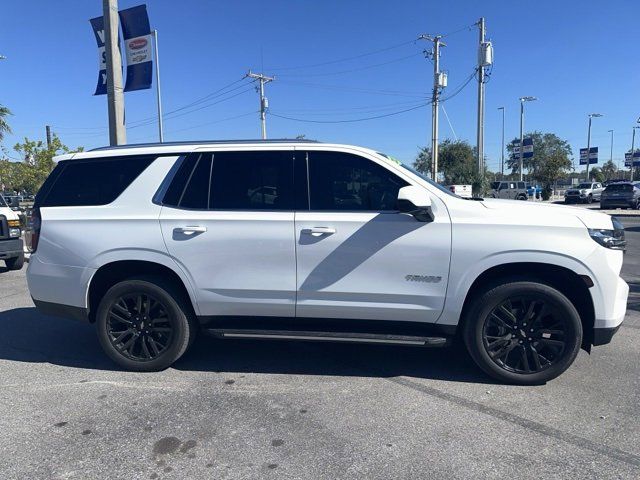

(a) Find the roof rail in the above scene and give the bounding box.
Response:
[89,138,320,152]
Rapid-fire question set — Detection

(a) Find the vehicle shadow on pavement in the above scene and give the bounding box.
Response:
[0,307,496,384]
[627,281,640,313]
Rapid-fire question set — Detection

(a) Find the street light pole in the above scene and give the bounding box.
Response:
[585,113,602,181]
[632,126,640,181]
[519,96,536,181]
[498,107,505,176]
[608,129,614,170]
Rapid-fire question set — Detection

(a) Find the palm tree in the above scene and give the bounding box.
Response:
[0,105,12,142]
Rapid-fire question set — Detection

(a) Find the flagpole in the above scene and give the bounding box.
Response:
[152,29,163,143]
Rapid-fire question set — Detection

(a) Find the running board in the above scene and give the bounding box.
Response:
[205,329,449,347]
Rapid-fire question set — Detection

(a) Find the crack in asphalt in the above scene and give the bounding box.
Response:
[387,376,640,468]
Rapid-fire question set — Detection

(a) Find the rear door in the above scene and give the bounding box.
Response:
[294,149,451,323]
[159,149,297,318]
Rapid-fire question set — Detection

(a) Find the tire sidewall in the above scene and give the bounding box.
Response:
[464,281,583,384]
[96,279,191,371]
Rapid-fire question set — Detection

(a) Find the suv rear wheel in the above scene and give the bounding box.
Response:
[463,280,582,384]
[96,276,196,371]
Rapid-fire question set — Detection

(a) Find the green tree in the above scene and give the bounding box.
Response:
[413,139,489,194]
[506,131,572,193]
[600,160,618,180]
[0,105,12,143]
[9,134,83,193]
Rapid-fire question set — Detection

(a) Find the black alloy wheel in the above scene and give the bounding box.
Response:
[106,293,173,362]
[463,280,582,384]
[96,277,196,371]
[482,296,566,374]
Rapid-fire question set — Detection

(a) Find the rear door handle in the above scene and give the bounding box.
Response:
[175,226,207,235]
[302,227,337,236]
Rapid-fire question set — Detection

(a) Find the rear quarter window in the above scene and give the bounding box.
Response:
[38,155,156,207]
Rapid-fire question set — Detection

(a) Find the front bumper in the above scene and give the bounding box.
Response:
[0,238,24,259]
[565,193,587,202]
[592,276,628,345]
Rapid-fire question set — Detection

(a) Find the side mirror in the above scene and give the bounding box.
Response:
[397,186,434,222]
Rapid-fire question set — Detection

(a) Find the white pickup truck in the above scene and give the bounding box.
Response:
[0,194,25,270]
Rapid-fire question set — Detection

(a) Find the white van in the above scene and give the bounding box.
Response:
[26,140,628,384]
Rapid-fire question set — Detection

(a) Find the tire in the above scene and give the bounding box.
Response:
[96,276,197,371]
[586,194,593,204]
[462,280,582,385]
[5,252,24,271]
[517,195,527,201]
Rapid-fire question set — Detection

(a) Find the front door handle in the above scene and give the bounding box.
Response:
[175,226,207,235]
[302,227,337,237]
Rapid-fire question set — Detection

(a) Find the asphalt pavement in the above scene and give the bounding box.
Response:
[0,218,639,479]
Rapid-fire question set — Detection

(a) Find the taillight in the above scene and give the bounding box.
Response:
[30,207,41,253]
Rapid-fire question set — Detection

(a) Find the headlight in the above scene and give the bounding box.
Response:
[588,218,625,250]
[9,227,21,238]
[580,189,586,194]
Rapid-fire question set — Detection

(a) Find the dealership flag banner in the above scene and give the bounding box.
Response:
[579,147,598,165]
[89,16,108,95]
[119,5,153,92]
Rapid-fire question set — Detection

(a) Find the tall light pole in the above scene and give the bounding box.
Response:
[585,113,602,180]
[632,124,640,181]
[608,129,614,170]
[498,107,505,176]
[519,96,536,181]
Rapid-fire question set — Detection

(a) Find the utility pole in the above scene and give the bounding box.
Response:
[419,34,446,181]
[103,0,126,145]
[476,18,486,173]
[45,125,52,149]
[498,107,505,176]
[247,71,274,139]
[585,113,602,181]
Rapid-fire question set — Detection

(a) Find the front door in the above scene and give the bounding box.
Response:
[160,150,297,318]
[294,150,451,323]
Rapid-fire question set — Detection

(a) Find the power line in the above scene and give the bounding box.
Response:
[268,39,417,71]
[269,103,426,124]
[278,79,428,98]
[276,53,422,77]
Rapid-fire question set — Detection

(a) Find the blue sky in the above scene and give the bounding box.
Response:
[0,0,638,171]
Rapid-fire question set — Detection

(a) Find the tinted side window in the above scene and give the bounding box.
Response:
[40,155,155,207]
[162,154,199,207]
[517,182,525,189]
[180,154,213,209]
[308,151,408,211]
[210,151,294,210]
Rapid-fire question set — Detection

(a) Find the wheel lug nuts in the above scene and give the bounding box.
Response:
[519,340,523,344]
[528,337,532,341]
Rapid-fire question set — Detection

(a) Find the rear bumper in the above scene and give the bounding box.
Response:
[26,255,95,309]
[0,238,23,259]
[601,200,636,208]
[32,299,90,323]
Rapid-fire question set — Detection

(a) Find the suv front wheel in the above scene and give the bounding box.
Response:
[96,276,197,371]
[463,280,582,384]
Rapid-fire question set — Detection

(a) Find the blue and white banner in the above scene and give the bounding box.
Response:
[90,16,107,95]
[119,5,153,92]
[579,147,598,165]
[626,151,640,167]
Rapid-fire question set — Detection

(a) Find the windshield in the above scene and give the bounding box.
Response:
[577,183,592,189]
[606,184,633,192]
[490,181,500,190]
[0,195,7,208]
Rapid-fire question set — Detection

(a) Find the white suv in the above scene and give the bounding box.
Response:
[27,140,628,384]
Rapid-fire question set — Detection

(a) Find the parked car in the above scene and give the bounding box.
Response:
[488,181,528,200]
[564,182,603,204]
[600,182,640,210]
[27,140,628,384]
[0,194,25,270]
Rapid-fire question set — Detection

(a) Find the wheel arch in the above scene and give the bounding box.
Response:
[86,260,198,323]
[457,262,595,350]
